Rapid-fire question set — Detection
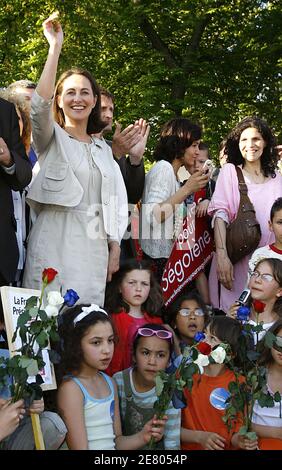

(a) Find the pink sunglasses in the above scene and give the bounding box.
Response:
[137,327,172,341]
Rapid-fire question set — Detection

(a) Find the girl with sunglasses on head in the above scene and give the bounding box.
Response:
[167,290,210,355]
[228,258,282,342]
[57,304,166,450]
[181,316,258,451]
[251,319,282,450]
[113,323,181,449]
[104,259,163,376]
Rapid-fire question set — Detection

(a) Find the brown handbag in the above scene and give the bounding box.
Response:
[226,167,261,265]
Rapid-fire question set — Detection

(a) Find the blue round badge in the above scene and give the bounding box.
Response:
[209,387,230,410]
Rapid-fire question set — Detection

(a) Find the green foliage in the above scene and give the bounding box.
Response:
[0,0,280,163]
[224,321,282,439]
[0,279,59,402]
[151,342,231,448]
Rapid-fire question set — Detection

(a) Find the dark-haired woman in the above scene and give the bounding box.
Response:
[208,117,282,312]
[140,117,208,282]
[23,15,127,304]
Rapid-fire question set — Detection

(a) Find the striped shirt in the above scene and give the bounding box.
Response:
[113,368,180,450]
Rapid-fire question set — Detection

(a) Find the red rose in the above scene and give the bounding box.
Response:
[197,342,212,355]
[252,299,265,314]
[42,268,58,284]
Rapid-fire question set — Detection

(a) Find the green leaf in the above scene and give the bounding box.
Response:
[190,348,198,361]
[28,307,39,318]
[18,356,33,369]
[36,330,49,348]
[25,296,38,310]
[38,310,48,321]
[17,310,30,328]
[246,431,257,441]
[49,329,60,343]
[29,321,42,335]
[264,331,276,349]
[239,426,248,436]
[19,329,27,345]
[155,374,164,396]
[26,358,39,377]
[257,393,274,408]
[274,392,281,403]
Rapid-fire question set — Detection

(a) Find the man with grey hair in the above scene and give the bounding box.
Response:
[7,80,36,111]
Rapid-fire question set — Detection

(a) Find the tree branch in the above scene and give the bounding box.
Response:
[137,11,210,116]
[182,15,210,71]
[138,15,179,69]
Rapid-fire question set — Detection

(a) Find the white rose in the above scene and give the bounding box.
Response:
[45,304,59,317]
[194,353,210,373]
[47,291,64,307]
[210,346,226,364]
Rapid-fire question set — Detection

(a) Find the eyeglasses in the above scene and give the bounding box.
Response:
[137,327,172,340]
[250,271,275,283]
[178,308,204,317]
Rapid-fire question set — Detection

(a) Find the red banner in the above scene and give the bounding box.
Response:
[161,210,214,306]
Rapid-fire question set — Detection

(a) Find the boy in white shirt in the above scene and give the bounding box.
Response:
[249,197,282,273]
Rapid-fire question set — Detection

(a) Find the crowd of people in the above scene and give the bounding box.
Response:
[1,14,282,451]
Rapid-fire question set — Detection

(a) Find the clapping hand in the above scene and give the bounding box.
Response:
[112,122,141,158]
[112,118,150,163]
[128,118,150,165]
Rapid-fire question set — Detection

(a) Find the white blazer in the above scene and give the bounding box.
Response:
[26,91,128,242]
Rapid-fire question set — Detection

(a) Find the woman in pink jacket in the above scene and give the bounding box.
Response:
[208,116,282,312]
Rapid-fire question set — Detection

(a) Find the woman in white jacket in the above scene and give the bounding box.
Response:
[23,14,127,305]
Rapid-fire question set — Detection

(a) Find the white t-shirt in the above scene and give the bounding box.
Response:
[252,384,282,427]
[249,244,282,273]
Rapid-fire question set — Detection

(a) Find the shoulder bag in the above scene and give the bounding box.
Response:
[225,166,261,265]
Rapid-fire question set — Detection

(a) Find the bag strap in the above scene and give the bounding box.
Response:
[235,166,248,196]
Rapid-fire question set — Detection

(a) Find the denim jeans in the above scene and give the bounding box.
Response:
[3,411,67,450]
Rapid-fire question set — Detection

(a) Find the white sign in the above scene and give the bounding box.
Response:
[0,286,57,391]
